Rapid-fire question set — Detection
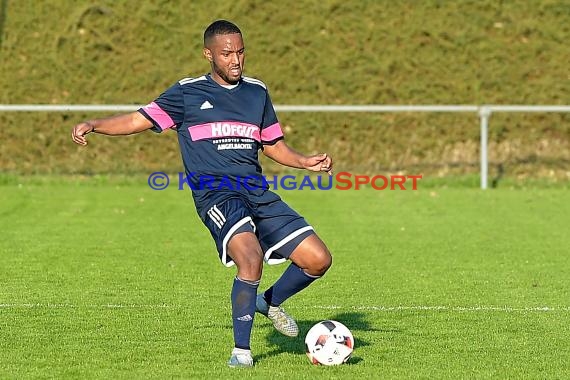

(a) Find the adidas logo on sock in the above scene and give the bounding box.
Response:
[200,101,214,110]
[236,314,253,321]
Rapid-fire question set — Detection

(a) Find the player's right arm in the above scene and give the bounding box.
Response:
[71,112,153,146]
[72,81,184,146]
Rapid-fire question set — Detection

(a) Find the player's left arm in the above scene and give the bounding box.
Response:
[259,89,332,175]
[263,140,333,175]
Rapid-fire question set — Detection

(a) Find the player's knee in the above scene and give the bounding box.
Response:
[318,251,333,275]
[308,250,332,277]
[236,264,263,282]
[235,253,263,281]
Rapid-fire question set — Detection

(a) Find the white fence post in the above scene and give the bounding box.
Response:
[479,106,491,190]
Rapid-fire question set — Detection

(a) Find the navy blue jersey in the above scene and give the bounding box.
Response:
[138,74,284,216]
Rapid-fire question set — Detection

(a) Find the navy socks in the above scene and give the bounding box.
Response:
[231,265,320,348]
[263,263,319,307]
[231,276,259,350]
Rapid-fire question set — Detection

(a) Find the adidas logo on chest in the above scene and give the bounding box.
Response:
[200,101,214,110]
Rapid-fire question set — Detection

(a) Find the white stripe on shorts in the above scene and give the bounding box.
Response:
[264,226,314,265]
[212,205,226,223]
[207,207,224,229]
[221,217,256,267]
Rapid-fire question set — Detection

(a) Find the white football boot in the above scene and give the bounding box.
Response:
[227,348,253,368]
[255,294,299,337]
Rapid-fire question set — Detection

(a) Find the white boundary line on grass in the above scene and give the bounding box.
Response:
[0,303,172,309]
[314,305,570,312]
[1,303,570,312]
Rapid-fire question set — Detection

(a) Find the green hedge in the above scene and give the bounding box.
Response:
[1,1,569,180]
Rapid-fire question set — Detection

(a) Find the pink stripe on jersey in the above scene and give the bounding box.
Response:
[260,122,284,142]
[141,102,175,130]
[188,121,261,141]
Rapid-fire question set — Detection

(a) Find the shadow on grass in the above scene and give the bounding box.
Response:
[255,311,398,365]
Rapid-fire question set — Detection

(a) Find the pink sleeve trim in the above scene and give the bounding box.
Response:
[261,122,283,142]
[141,102,175,130]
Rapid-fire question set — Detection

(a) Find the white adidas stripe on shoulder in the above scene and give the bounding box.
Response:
[179,76,207,85]
[242,76,267,90]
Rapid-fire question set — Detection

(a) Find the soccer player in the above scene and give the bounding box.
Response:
[71,19,333,368]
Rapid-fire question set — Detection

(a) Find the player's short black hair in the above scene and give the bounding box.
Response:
[204,20,242,46]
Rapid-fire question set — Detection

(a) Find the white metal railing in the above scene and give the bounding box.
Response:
[1,104,569,189]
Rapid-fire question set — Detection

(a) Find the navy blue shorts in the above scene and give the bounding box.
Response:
[201,197,314,267]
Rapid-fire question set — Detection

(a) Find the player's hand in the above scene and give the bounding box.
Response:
[302,153,333,176]
[71,122,95,146]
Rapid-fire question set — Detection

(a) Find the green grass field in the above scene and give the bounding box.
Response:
[1,177,569,379]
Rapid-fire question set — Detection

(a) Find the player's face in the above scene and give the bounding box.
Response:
[204,33,245,86]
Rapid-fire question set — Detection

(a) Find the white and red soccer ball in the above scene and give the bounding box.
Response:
[305,320,354,365]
